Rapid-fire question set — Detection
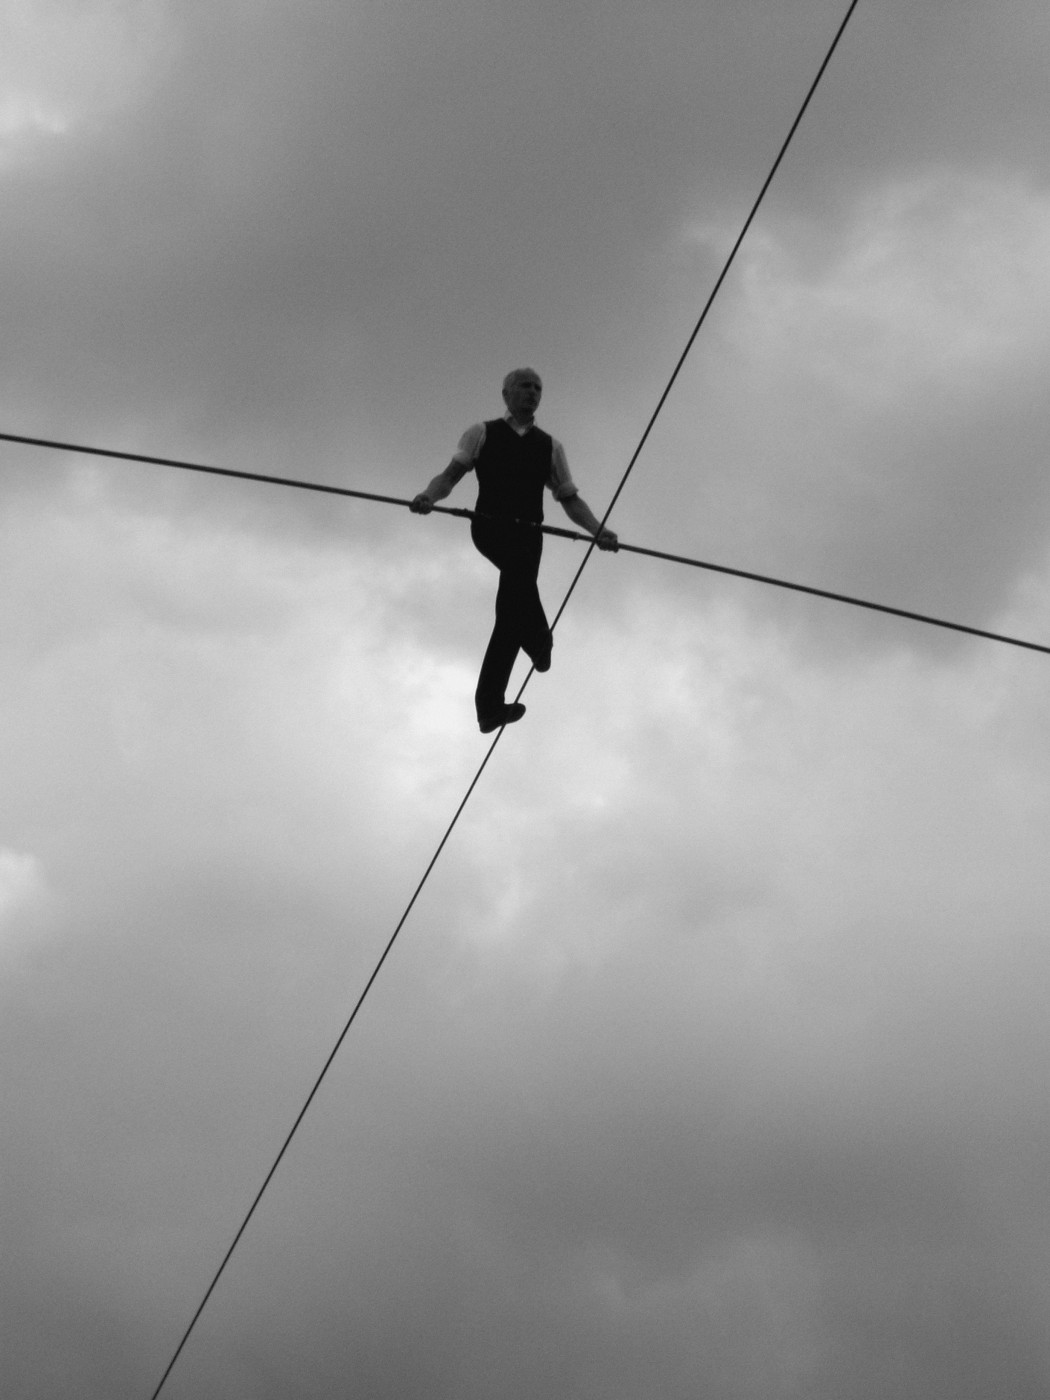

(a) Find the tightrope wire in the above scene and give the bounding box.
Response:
[539,0,863,642]
[0,4,917,1393]
[143,5,868,1391]
[143,746,503,1400]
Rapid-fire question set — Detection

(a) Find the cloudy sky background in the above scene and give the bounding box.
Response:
[3,1,1050,1396]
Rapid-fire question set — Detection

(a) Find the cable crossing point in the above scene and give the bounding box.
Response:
[4,428,1047,659]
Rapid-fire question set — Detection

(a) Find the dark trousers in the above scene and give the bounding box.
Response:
[470,517,551,719]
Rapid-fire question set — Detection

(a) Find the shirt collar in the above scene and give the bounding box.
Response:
[503,411,535,436]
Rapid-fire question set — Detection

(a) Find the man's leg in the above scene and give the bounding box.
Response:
[471,521,549,722]
[505,561,552,669]
[474,593,521,720]
[493,550,551,667]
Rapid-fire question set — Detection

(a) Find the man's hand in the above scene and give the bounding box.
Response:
[560,492,618,550]
[412,462,467,513]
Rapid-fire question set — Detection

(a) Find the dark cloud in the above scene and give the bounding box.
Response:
[10,0,1044,478]
[4,3,1050,1398]
[10,586,1050,1398]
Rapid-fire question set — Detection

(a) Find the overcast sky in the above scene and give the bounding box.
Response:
[3,2,1050,1397]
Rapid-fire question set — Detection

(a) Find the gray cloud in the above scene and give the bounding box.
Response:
[3,3,1050,1397]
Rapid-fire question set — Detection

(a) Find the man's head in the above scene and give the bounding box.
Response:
[502,367,543,425]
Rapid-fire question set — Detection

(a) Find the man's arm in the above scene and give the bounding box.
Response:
[560,492,619,550]
[410,460,470,513]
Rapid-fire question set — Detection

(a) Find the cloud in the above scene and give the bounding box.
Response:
[0,848,48,974]
[13,566,1050,1398]
[620,167,1050,651]
[3,3,1050,1397]
[0,0,171,151]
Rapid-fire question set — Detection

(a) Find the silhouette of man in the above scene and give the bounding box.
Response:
[411,368,617,732]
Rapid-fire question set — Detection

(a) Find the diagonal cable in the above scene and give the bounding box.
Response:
[540,0,863,643]
[63,3,861,1393]
[145,733,507,1400]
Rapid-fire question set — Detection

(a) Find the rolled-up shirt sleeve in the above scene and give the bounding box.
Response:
[549,438,578,501]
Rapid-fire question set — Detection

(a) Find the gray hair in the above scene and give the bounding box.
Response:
[502,367,542,393]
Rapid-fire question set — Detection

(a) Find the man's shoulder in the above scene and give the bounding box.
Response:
[452,420,488,466]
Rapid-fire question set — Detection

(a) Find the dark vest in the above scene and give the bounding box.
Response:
[474,419,553,524]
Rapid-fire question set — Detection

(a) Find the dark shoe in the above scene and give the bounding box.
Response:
[478,702,526,734]
[531,635,553,673]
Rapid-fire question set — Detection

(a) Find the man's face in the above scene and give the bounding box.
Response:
[503,372,543,422]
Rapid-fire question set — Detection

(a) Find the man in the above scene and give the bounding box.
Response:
[411,368,618,733]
